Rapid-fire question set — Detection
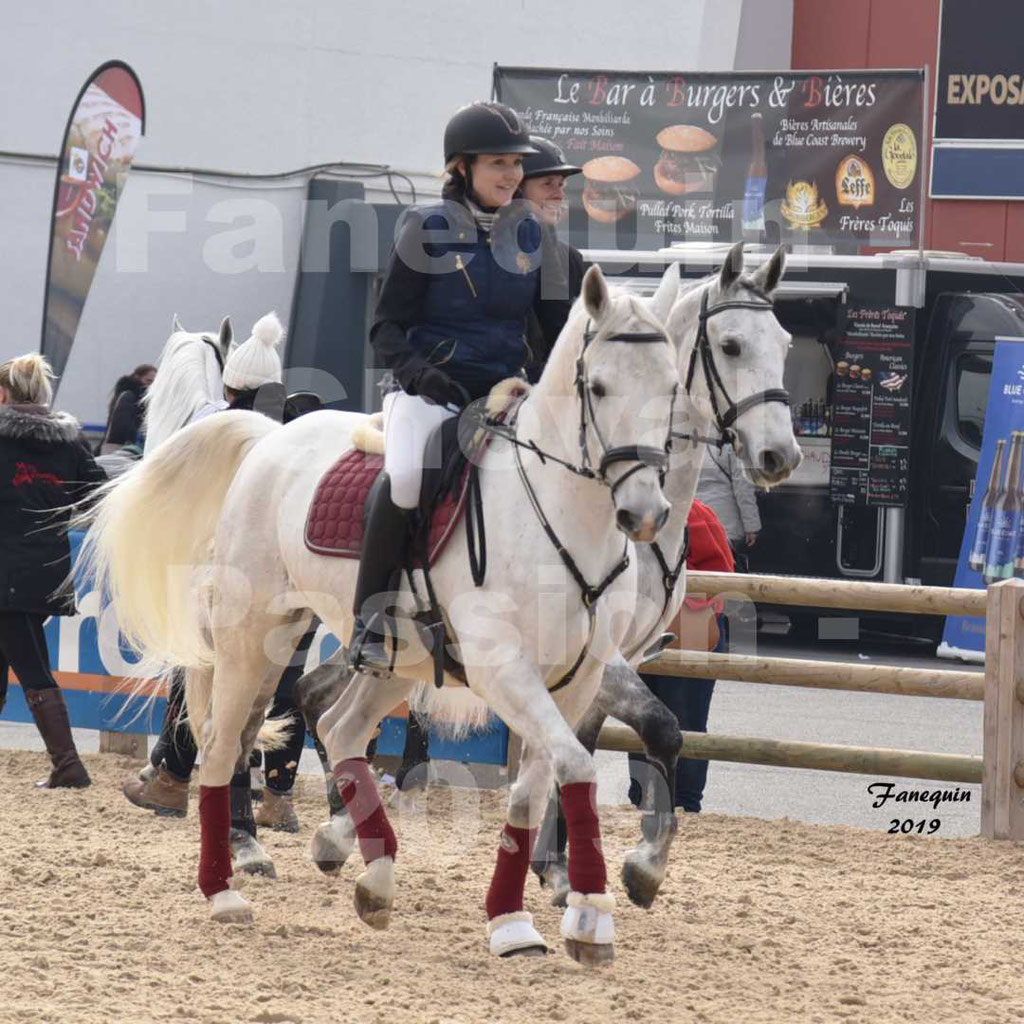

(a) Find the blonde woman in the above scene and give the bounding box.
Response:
[0,353,104,788]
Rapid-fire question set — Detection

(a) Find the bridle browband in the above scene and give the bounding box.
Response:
[677,287,790,450]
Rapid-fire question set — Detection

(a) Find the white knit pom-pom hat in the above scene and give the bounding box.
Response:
[222,312,284,390]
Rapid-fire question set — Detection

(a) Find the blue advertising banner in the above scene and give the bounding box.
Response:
[939,338,1024,662]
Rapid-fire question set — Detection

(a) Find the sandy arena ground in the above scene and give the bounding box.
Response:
[2,748,1023,1024]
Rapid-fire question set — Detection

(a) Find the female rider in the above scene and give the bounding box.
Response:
[351,101,572,667]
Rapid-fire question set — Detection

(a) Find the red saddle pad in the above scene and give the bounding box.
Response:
[303,448,468,565]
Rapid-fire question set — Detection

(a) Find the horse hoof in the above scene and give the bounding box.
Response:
[560,892,615,968]
[487,911,549,958]
[563,937,615,967]
[230,830,277,879]
[621,854,661,909]
[310,816,355,875]
[354,857,394,930]
[209,889,253,924]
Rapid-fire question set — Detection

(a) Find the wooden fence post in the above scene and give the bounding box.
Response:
[981,578,1024,840]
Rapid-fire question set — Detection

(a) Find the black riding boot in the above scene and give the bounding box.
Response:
[349,473,412,671]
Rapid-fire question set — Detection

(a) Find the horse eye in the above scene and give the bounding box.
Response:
[590,381,606,399]
[721,338,742,357]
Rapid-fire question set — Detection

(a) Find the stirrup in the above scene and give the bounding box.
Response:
[349,615,394,673]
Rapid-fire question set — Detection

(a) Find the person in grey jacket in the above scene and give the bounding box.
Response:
[697,444,761,562]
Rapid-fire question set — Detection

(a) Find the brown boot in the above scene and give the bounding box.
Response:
[122,765,189,817]
[254,788,299,833]
[25,688,91,789]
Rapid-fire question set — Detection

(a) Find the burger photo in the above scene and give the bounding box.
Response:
[581,156,642,223]
[653,125,720,196]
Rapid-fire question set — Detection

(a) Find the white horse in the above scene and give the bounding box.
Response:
[81,265,681,965]
[296,242,801,910]
[532,241,799,906]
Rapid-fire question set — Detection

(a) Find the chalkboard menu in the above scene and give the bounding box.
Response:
[829,304,915,506]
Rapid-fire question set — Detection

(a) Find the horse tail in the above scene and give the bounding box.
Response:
[77,411,279,670]
[409,681,492,741]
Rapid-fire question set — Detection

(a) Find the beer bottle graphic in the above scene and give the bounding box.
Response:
[1015,436,1024,578]
[983,431,1022,583]
[969,438,1005,574]
[742,113,767,241]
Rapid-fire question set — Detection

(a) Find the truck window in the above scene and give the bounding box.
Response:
[955,352,992,449]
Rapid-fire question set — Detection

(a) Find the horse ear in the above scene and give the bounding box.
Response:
[648,261,679,323]
[582,265,609,321]
[218,316,234,355]
[718,240,745,293]
[172,313,185,333]
[750,243,788,296]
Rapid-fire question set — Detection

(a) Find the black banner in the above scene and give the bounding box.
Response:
[494,66,923,252]
[829,304,916,508]
[935,0,1024,142]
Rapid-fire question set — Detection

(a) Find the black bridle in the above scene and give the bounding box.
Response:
[579,321,677,495]
[480,319,678,692]
[676,287,790,450]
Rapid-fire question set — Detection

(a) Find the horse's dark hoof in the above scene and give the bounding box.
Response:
[563,938,615,967]
[501,945,547,958]
[621,855,661,909]
[354,858,394,930]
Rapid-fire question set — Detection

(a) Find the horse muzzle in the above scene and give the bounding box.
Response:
[616,504,670,544]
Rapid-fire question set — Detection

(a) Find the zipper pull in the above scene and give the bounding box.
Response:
[454,253,478,298]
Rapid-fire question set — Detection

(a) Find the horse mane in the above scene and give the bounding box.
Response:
[143,332,222,451]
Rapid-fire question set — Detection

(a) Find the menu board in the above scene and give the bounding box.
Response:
[829,304,915,507]
[494,66,924,252]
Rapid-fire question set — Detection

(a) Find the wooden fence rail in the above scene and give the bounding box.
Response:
[597,722,983,785]
[597,573,1023,840]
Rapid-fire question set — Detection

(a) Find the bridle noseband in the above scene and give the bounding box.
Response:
[679,287,790,449]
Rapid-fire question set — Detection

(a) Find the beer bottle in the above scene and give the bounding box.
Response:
[969,438,1004,574]
[742,113,767,242]
[1015,437,1024,578]
[984,432,1022,583]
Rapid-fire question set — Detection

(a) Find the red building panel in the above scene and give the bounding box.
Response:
[791,0,1017,261]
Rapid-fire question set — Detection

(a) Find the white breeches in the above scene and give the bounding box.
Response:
[383,391,457,509]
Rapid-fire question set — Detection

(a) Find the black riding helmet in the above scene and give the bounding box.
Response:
[443,102,537,164]
[521,136,582,180]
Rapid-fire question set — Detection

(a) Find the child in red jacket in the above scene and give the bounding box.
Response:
[629,500,734,812]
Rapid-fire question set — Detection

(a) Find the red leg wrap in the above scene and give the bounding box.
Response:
[198,784,233,898]
[561,781,606,894]
[333,757,397,864]
[485,824,537,920]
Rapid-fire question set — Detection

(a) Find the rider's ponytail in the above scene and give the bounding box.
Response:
[0,353,55,406]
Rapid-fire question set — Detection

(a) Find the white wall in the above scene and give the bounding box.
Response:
[1,0,793,424]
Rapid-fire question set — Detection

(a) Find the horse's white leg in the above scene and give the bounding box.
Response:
[470,662,615,967]
[195,635,282,925]
[318,669,413,930]
[485,744,553,958]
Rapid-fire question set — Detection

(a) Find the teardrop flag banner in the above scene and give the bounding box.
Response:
[40,61,145,391]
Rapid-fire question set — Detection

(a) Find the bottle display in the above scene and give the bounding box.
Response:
[742,113,767,241]
[983,431,1022,583]
[969,438,1005,574]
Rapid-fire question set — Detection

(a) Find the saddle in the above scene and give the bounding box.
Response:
[304,380,528,564]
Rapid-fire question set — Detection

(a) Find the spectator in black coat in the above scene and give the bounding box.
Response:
[0,353,105,788]
[101,363,156,453]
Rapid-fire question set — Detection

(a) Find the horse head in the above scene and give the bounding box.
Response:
[143,316,234,454]
[570,265,679,543]
[665,241,801,487]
